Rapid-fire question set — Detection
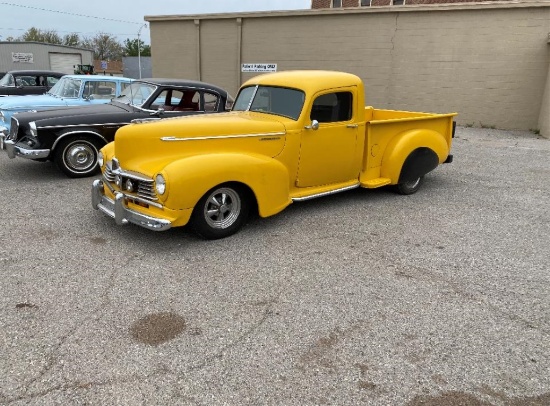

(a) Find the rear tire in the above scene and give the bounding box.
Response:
[394,176,424,195]
[191,184,250,240]
[55,136,102,178]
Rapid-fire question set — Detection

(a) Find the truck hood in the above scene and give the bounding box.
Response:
[114,111,288,176]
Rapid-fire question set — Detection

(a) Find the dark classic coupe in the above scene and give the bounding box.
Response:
[2,78,233,177]
[0,70,65,96]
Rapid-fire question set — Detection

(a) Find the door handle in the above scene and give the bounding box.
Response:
[346,124,358,128]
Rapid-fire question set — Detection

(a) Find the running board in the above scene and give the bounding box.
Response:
[291,184,360,202]
[360,177,391,188]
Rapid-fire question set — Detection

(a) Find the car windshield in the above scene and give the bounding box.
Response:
[114,81,157,107]
[0,73,14,87]
[232,85,304,120]
[47,77,82,98]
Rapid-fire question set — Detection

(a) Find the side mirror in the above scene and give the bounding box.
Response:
[305,119,319,131]
[151,107,165,116]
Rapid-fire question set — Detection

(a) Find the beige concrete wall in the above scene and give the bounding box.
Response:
[147,2,550,134]
[539,57,550,138]
[149,20,198,80]
[199,19,241,97]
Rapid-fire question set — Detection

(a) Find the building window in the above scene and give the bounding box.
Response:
[361,0,371,5]
[333,0,342,7]
[392,0,405,4]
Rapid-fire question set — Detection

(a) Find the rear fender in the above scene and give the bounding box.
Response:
[161,153,291,218]
[381,129,449,184]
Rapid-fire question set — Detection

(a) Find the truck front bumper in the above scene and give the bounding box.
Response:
[91,179,172,232]
[3,139,50,160]
[0,128,7,149]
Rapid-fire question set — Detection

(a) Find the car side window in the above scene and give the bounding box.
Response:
[84,81,117,99]
[120,82,132,92]
[15,76,35,87]
[203,92,219,112]
[310,92,353,123]
[46,76,60,87]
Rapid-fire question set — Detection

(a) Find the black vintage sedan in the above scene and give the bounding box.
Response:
[2,78,233,177]
[0,70,65,96]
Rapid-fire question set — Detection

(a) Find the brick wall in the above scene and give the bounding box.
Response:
[312,0,512,7]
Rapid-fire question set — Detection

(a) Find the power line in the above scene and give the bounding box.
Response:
[0,2,144,25]
[0,27,138,36]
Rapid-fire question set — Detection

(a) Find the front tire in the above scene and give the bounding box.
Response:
[394,176,424,195]
[191,184,250,240]
[54,136,102,178]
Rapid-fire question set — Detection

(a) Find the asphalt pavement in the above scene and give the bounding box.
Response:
[0,127,549,405]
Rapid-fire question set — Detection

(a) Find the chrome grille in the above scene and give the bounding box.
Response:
[103,163,115,182]
[103,161,157,202]
[9,117,19,141]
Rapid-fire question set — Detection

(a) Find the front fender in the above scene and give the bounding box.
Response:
[161,153,291,218]
[381,129,449,184]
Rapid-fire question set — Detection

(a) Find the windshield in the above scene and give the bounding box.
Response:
[233,85,305,120]
[48,77,82,98]
[114,81,156,107]
[0,73,14,87]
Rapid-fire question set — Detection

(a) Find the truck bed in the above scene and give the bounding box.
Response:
[360,107,457,187]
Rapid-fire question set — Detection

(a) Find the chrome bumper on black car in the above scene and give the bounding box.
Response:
[91,179,172,231]
[3,139,50,160]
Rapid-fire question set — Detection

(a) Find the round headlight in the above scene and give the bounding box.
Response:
[98,151,104,167]
[155,174,166,195]
[125,179,134,192]
[115,174,122,187]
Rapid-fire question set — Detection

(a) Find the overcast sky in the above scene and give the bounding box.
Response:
[0,0,311,44]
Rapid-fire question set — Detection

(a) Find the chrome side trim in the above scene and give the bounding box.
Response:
[37,122,130,130]
[92,179,171,231]
[161,131,286,142]
[292,184,360,202]
[4,140,50,160]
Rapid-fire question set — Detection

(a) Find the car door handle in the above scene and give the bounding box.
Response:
[346,124,358,128]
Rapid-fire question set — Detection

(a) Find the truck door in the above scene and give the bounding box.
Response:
[296,90,358,187]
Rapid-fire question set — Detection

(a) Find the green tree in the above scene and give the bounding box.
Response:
[20,27,62,44]
[63,33,80,47]
[80,33,124,60]
[123,38,151,57]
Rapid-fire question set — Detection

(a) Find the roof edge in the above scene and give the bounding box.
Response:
[145,0,550,21]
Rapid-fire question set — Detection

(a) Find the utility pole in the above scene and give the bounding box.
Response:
[137,23,147,79]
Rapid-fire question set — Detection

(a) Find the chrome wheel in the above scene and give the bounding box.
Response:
[203,187,241,229]
[191,184,250,240]
[395,176,424,195]
[65,143,96,172]
[55,136,101,178]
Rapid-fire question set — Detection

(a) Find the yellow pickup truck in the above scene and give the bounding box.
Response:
[92,70,456,239]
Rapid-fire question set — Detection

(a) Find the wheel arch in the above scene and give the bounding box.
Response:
[51,129,108,152]
[380,129,449,184]
[161,153,291,218]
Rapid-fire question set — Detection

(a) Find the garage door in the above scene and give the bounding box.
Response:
[49,53,82,74]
